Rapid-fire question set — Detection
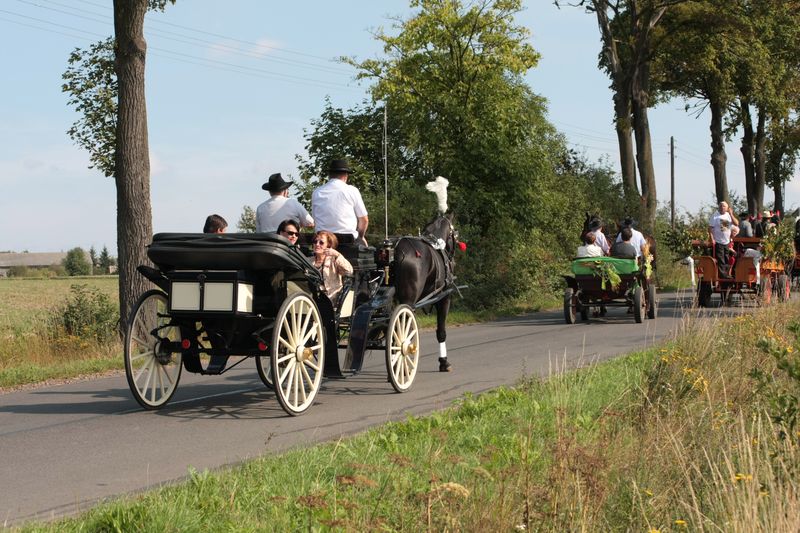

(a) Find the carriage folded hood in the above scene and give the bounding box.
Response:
[147,233,321,281]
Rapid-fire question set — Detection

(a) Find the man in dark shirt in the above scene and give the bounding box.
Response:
[610,227,637,259]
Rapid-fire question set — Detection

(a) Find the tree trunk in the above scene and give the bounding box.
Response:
[631,50,656,234]
[114,0,153,329]
[631,98,657,233]
[709,97,728,204]
[754,107,767,214]
[613,91,639,211]
[738,100,756,215]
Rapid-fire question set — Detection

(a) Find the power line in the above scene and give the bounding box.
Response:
[16,0,355,77]
[0,8,361,93]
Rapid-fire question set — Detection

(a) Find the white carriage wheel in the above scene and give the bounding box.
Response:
[124,290,183,410]
[271,292,325,416]
[386,304,420,393]
[255,354,274,390]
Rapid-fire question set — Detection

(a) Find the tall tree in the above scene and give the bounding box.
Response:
[559,0,685,232]
[63,1,174,329]
[113,0,153,328]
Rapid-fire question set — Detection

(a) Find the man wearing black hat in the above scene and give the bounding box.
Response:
[311,159,369,246]
[614,217,647,259]
[255,172,314,233]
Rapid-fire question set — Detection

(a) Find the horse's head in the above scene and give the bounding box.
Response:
[424,213,459,259]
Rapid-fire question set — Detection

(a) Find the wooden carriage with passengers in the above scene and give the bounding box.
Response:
[693,236,791,307]
[125,232,422,416]
[562,256,656,323]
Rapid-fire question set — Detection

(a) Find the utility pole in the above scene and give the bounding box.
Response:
[670,136,675,229]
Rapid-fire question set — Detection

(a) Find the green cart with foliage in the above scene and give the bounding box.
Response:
[562,257,656,324]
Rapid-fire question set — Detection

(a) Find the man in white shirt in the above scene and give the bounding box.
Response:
[615,217,648,258]
[708,201,738,278]
[312,159,369,246]
[588,218,609,255]
[255,173,314,233]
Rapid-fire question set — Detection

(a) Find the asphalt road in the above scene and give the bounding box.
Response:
[0,290,749,527]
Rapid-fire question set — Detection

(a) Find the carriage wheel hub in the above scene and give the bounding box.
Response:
[295,346,313,362]
[154,340,173,365]
[402,342,417,356]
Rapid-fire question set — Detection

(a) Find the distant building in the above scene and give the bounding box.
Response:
[0,251,86,277]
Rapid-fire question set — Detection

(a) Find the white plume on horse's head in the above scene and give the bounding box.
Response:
[425,176,449,213]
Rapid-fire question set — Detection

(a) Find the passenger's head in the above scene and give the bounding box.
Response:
[277,219,300,245]
[328,159,353,181]
[739,211,750,221]
[203,214,227,234]
[719,201,729,214]
[620,227,633,242]
[313,230,337,255]
[584,232,596,245]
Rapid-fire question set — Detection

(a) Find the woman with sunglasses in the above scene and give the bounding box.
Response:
[312,230,353,300]
[277,219,300,245]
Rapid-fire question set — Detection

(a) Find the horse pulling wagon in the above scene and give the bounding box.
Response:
[563,257,656,324]
[124,216,460,416]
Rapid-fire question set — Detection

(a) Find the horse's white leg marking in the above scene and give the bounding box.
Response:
[438,342,447,360]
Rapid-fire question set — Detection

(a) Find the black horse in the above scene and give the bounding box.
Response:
[392,213,458,372]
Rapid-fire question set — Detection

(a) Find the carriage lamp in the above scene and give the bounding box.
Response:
[181,339,191,350]
[258,341,268,352]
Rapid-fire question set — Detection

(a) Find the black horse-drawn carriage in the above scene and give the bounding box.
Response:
[125,214,460,416]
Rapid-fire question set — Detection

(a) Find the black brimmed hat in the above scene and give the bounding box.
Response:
[621,216,636,228]
[262,172,292,192]
[328,159,354,174]
[589,218,602,230]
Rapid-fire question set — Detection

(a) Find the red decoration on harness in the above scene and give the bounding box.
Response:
[457,241,467,252]
[415,250,422,258]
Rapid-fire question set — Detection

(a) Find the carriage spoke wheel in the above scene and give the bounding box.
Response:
[386,305,419,393]
[271,292,324,416]
[563,288,577,324]
[633,285,645,323]
[255,354,274,390]
[124,290,182,410]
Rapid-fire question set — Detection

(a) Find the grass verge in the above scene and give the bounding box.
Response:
[17,301,800,531]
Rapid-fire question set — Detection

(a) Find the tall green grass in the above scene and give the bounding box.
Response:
[18,301,800,531]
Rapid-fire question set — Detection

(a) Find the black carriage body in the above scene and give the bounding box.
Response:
[143,233,330,362]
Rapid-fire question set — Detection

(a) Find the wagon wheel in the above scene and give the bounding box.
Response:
[386,304,420,393]
[577,291,589,321]
[563,288,577,324]
[271,292,325,416]
[255,355,274,390]
[633,285,644,323]
[647,284,657,319]
[777,274,790,302]
[124,290,183,410]
[759,276,773,306]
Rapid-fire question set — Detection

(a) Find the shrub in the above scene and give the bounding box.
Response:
[49,284,119,342]
[63,247,92,276]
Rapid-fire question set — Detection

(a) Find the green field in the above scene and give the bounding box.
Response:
[0,276,118,335]
[0,276,121,388]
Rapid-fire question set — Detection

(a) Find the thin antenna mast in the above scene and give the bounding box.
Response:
[383,103,389,240]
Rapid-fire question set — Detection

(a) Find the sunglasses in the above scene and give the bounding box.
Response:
[282,231,299,237]
[313,239,327,245]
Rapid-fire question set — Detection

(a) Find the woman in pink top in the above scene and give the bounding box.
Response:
[312,230,353,300]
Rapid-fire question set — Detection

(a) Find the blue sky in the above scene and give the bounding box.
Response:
[1,0,796,252]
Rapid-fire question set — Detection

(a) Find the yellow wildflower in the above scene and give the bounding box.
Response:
[734,473,753,483]
[787,346,794,353]
[675,519,688,528]
[648,529,661,533]
[644,489,654,497]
